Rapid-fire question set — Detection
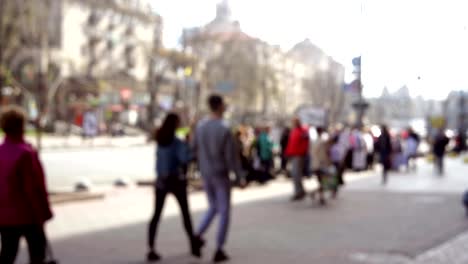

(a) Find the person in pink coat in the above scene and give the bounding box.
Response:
[0,106,53,264]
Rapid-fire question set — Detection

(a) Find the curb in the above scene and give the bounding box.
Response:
[50,192,105,205]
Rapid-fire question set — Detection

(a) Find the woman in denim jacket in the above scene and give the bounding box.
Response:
[147,113,203,262]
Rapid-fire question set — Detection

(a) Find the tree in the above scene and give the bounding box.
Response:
[0,0,55,150]
[186,32,284,121]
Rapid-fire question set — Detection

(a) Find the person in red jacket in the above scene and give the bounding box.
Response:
[0,106,53,264]
[285,117,310,201]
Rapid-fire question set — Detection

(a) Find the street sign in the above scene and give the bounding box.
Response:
[216,81,234,93]
[352,56,361,66]
[296,106,328,127]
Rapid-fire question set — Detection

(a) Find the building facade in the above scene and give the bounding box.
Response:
[6,0,162,126]
[182,0,345,125]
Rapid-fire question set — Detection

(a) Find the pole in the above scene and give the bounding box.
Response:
[354,0,368,129]
[352,56,368,128]
[146,20,162,133]
[459,91,467,151]
[0,0,5,105]
[35,0,50,152]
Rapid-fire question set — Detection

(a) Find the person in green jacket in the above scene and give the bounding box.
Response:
[257,126,274,174]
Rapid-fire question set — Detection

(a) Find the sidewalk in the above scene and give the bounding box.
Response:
[12,161,468,263]
[26,134,148,150]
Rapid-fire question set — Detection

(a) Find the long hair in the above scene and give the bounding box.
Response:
[155,113,180,146]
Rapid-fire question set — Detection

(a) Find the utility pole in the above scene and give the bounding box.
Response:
[261,44,269,116]
[352,56,368,128]
[352,0,368,129]
[146,19,162,133]
[35,0,51,151]
[0,0,6,105]
[459,91,467,151]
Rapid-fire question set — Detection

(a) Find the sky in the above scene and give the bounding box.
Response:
[151,0,468,99]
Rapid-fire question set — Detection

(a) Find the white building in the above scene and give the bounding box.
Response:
[288,39,346,124]
[9,0,162,122]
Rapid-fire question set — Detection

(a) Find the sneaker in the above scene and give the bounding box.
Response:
[213,249,230,263]
[147,251,161,262]
[191,236,205,258]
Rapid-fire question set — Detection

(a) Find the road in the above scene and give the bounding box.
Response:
[15,156,468,263]
[41,145,155,189]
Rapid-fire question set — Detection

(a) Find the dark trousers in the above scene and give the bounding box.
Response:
[334,161,345,186]
[148,182,194,250]
[435,155,444,175]
[0,225,47,264]
[281,154,288,170]
[261,158,273,173]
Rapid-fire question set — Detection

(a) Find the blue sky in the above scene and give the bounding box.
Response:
[151,0,468,99]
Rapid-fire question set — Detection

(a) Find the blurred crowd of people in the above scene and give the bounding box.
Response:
[230,119,427,190]
[1,93,465,264]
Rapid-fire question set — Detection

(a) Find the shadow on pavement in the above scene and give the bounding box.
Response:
[30,191,468,264]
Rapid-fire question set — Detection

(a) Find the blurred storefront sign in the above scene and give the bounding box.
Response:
[297,106,328,127]
[430,116,446,129]
[216,81,234,93]
[120,88,132,101]
[158,94,174,110]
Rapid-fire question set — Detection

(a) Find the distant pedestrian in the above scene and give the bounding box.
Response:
[377,125,392,184]
[193,95,245,263]
[285,118,310,201]
[351,128,367,171]
[257,126,274,174]
[0,106,53,264]
[432,129,449,175]
[279,127,291,176]
[404,127,420,171]
[311,127,332,205]
[391,135,405,171]
[82,108,98,145]
[147,113,203,262]
[363,129,375,170]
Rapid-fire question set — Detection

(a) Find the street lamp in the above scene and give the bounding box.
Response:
[351,56,368,128]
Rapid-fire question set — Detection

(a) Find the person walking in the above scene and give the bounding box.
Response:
[147,113,203,262]
[377,125,392,184]
[279,127,291,176]
[285,118,310,201]
[432,129,449,175]
[311,127,332,205]
[0,106,53,264]
[82,108,98,145]
[404,128,420,171]
[193,95,245,263]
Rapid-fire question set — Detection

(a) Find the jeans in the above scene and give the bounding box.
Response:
[148,180,194,250]
[197,176,231,250]
[0,225,47,264]
[290,156,305,195]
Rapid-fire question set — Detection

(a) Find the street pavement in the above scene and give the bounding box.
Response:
[28,135,148,149]
[15,157,468,263]
[41,144,154,189]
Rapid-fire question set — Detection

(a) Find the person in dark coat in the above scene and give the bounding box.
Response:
[377,125,392,185]
[279,127,291,176]
[0,106,53,264]
[432,129,450,175]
